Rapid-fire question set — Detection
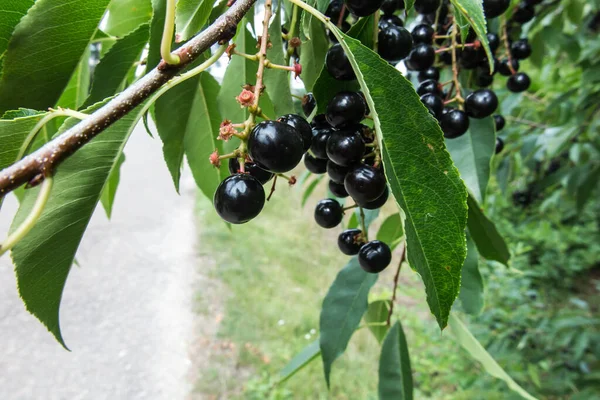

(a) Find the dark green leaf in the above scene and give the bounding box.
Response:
[467,194,510,266]
[0,1,36,73]
[146,0,167,72]
[104,0,152,37]
[100,153,125,218]
[0,111,45,171]
[302,175,324,206]
[320,257,378,386]
[340,34,468,329]
[404,0,416,11]
[364,299,391,344]
[56,47,91,110]
[446,117,496,204]
[459,233,484,315]
[377,213,404,248]
[175,0,214,41]
[0,0,111,113]
[449,0,493,71]
[83,24,149,108]
[378,321,413,400]
[10,99,145,347]
[279,339,321,383]
[299,16,329,92]
[575,164,600,212]
[346,15,375,49]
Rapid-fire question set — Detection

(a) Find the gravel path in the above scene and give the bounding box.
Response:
[0,126,204,400]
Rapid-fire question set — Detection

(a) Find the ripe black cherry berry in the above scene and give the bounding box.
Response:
[476,70,494,87]
[214,174,265,224]
[406,44,435,71]
[358,241,392,273]
[311,127,334,159]
[495,137,505,154]
[379,14,404,30]
[344,164,386,204]
[494,114,506,131]
[314,198,344,228]
[507,72,531,93]
[414,0,441,15]
[248,120,304,173]
[278,114,312,152]
[512,3,535,24]
[465,89,498,119]
[344,0,385,17]
[329,180,349,198]
[326,91,368,128]
[483,0,510,18]
[487,32,500,53]
[417,79,442,96]
[361,186,389,209]
[420,93,444,118]
[302,93,316,116]
[511,39,532,60]
[441,109,470,139]
[338,229,365,255]
[228,158,274,184]
[378,25,413,63]
[381,0,403,15]
[418,67,440,82]
[327,160,350,184]
[304,153,328,174]
[326,129,366,166]
[326,43,355,81]
[326,0,349,22]
[498,58,519,76]
[411,24,435,45]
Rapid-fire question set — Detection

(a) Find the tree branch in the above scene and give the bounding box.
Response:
[0,0,257,198]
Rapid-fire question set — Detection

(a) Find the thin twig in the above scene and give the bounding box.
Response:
[253,0,273,111]
[267,175,278,201]
[501,17,516,75]
[387,245,407,326]
[450,24,464,104]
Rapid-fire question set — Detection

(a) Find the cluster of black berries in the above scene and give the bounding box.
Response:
[213,114,313,224]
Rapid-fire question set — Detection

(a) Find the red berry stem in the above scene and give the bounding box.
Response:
[501,16,517,76]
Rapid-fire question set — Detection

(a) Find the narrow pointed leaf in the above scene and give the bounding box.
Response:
[459,233,484,315]
[364,299,391,343]
[0,0,111,113]
[377,213,404,247]
[449,0,494,71]
[302,175,324,207]
[56,47,91,111]
[337,32,468,329]
[279,339,321,383]
[446,117,496,204]
[467,194,510,265]
[378,321,413,400]
[0,1,36,71]
[146,0,167,72]
[104,0,152,37]
[299,16,329,92]
[0,112,46,171]
[175,0,214,41]
[448,314,538,400]
[320,257,378,386]
[100,152,126,218]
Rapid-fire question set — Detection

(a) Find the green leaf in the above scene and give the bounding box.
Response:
[377,213,404,248]
[378,321,413,400]
[0,1,36,72]
[56,47,91,110]
[339,33,468,329]
[449,0,493,71]
[467,194,510,265]
[346,15,375,49]
[104,0,152,37]
[302,175,324,207]
[83,24,149,108]
[146,0,167,72]
[299,16,329,92]
[404,0,416,11]
[100,152,125,218]
[175,0,214,41]
[364,299,391,343]
[0,112,45,171]
[9,99,145,347]
[459,233,484,315]
[453,10,471,46]
[448,314,538,400]
[0,0,111,113]
[279,339,321,383]
[446,117,496,204]
[265,5,295,116]
[320,257,378,386]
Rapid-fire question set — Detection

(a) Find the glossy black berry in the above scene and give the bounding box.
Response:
[487,33,500,53]
[498,58,519,76]
[495,137,505,154]
[326,129,366,166]
[304,153,328,174]
[358,241,392,273]
[338,229,365,255]
[412,24,435,45]
[381,0,403,15]
[361,186,389,209]
[248,120,304,173]
[311,114,330,129]
[441,109,470,139]
[278,114,312,152]
[512,3,535,24]
[420,93,444,118]
[465,89,498,119]
[494,115,506,131]
[311,128,334,159]
[327,160,351,184]
[483,0,510,18]
[414,0,441,15]
[379,14,404,30]
[329,180,349,198]
[228,159,274,185]
[326,0,349,22]
[314,198,344,228]
[511,39,532,60]
[302,93,316,117]
[326,91,368,128]
[326,43,356,81]
[406,44,435,71]
[507,72,531,93]
[417,79,442,96]
[214,174,265,224]
[378,25,413,63]
[344,0,385,16]
[418,67,440,82]
[476,70,495,87]
[345,164,387,204]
